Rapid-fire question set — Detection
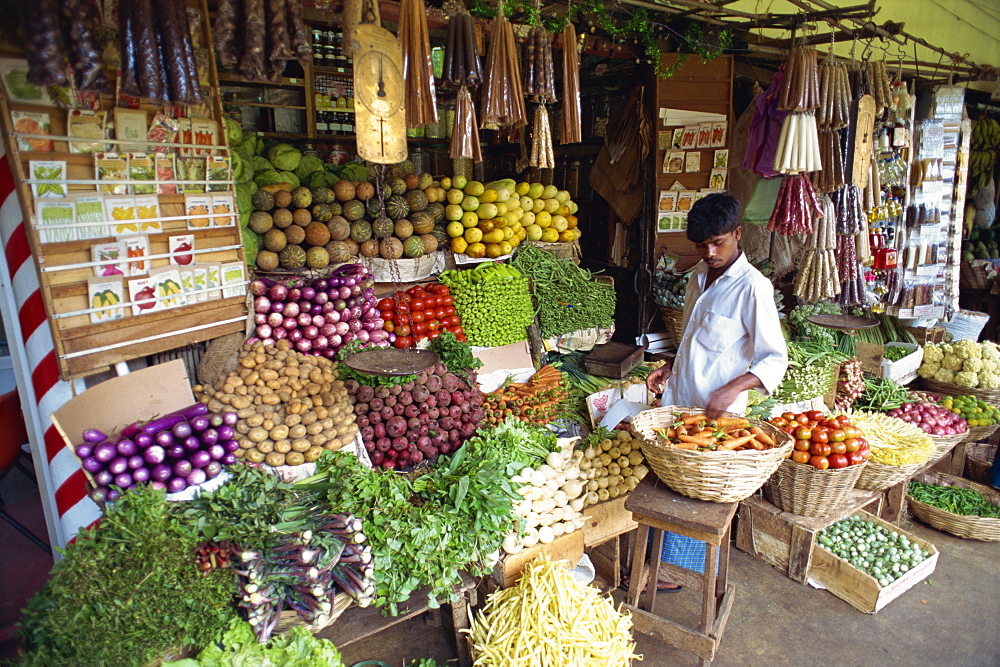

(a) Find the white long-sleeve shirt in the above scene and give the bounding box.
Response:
[661,252,787,415]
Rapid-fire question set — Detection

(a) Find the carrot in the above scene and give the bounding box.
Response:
[719,434,758,450]
[713,418,750,430]
[678,434,716,448]
[680,414,708,426]
[671,442,700,450]
[749,426,775,447]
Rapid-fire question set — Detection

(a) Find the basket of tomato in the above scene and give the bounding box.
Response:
[763,410,871,518]
[377,282,465,349]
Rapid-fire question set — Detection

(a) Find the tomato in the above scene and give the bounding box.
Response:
[451,326,464,336]
[440,294,454,306]
[393,335,414,349]
[396,324,411,337]
[794,425,813,441]
[836,414,851,427]
[380,310,394,322]
[427,329,442,340]
[794,439,812,452]
[809,441,832,457]
[827,453,849,469]
[781,412,797,422]
[427,319,440,330]
[378,298,395,311]
[406,286,426,297]
[806,410,826,422]
[843,438,860,453]
[445,315,461,328]
[434,306,448,320]
[428,283,449,295]
[842,425,860,439]
[406,299,422,312]
[442,305,456,317]
[455,332,467,342]
[413,321,428,335]
[845,451,865,466]
[810,429,829,444]
[383,320,395,333]
[791,450,812,464]
[426,295,440,308]
[829,441,847,455]
[795,414,811,425]
[410,310,425,323]
[771,417,788,428]
[809,455,830,470]
[783,426,798,436]
[829,429,846,442]
[822,419,841,430]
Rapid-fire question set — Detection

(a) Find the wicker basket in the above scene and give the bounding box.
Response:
[921,378,1000,407]
[959,262,992,291]
[964,423,1000,443]
[918,432,967,470]
[855,459,927,491]
[907,471,1000,541]
[764,458,869,517]
[273,592,352,634]
[965,439,998,485]
[632,406,793,503]
[658,307,685,345]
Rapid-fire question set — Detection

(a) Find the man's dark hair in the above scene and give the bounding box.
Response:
[686,192,741,243]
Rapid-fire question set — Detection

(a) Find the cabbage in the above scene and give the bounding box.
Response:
[248,155,271,173]
[223,117,243,146]
[277,171,300,189]
[294,155,325,181]
[246,181,258,195]
[243,133,264,156]
[254,169,283,187]
[235,184,253,214]
[231,152,252,184]
[267,143,302,171]
[307,170,337,189]
[340,162,369,182]
[242,224,260,268]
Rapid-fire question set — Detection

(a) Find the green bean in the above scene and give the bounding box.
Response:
[908,481,1000,518]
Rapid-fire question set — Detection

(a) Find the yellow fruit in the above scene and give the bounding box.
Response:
[424,188,438,203]
[499,240,513,255]
[464,227,483,243]
[466,242,486,258]
[515,182,531,196]
[555,190,571,203]
[495,187,511,202]
[461,195,480,212]
[520,196,533,211]
[557,204,571,216]
[541,227,559,242]
[526,224,543,241]
[451,236,468,253]
[440,176,452,189]
[542,184,558,199]
[569,201,579,214]
[532,198,546,214]
[566,214,578,229]
[461,211,480,228]
[502,226,514,241]
[496,202,508,216]
[559,230,576,243]
[492,216,507,228]
[536,211,552,228]
[522,211,536,226]
[528,183,544,199]
[543,198,561,214]
[552,215,568,232]
[446,220,464,237]
[447,188,465,205]
[445,204,464,221]
[478,219,495,233]
[483,229,504,244]
[510,221,523,234]
[480,189,498,204]
[464,180,485,197]
[452,174,468,190]
[476,202,498,219]
[516,228,527,241]
[485,242,504,258]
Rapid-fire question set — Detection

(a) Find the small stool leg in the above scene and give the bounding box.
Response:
[702,543,719,635]
[627,522,650,607]
[647,529,667,615]
[717,524,731,600]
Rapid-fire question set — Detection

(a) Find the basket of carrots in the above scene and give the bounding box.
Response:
[481,365,572,427]
[632,406,793,503]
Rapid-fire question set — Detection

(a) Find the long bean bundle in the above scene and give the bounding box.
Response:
[529,104,554,168]
[560,22,582,144]
[399,0,437,127]
[480,10,527,129]
[442,11,482,87]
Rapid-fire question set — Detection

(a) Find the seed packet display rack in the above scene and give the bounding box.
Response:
[0,0,247,381]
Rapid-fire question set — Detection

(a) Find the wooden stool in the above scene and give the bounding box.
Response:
[624,477,737,665]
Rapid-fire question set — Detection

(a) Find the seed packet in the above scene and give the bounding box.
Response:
[29,160,66,197]
[121,235,150,275]
[12,110,52,152]
[95,153,128,195]
[128,153,156,195]
[206,155,231,192]
[146,112,179,152]
[127,275,160,315]
[177,118,193,156]
[149,266,186,309]
[191,119,218,156]
[67,109,106,153]
[178,156,206,193]
[169,234,195,266]
[133,195,161,233]
[87,275,125,324]
[211,193,235,227]
[192,265,209,302]
[104,196,138,235]
[35,200,76,243]
[185,194,212,230]
[156,153,177,194]
[114,108,148,152]
[205,262,222,300]
[179,267,195,297]
[73,195,109,239]
[220,261,245,299]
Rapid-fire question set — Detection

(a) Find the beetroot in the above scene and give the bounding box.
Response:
[386,416,408,438]
[390,383,403,396]
[369,397,384,411]
[357,416,370,428]
[354,403,369,415]
[398,392,413,406]
[363,439,375,452]
[373,423,386,439]
[412,385,430,402]
[368,411,382,424]
[391,437,408,451]
[356,385,375,403]
[361,425,374,441]
[427,407,440,420]
[370,450,384,465]
[381,406,395,421]
[440,416,455,430]
[376,437,392,452]
[449,429,460,442]
[451,391,465,406]
[402,380,415,392]
[442,373,460,392]
[417,435,432,450]
[426,395,438,408]
[418,413,430,424]
[410,451,423,464]
[449,405,463,420]
[407,417,422,432]
[384,395,397,408]
[393,404,406,416]
[404,404,421,419]
[434,362,447,376]
[375,385,390,399]
[425,375,442,392]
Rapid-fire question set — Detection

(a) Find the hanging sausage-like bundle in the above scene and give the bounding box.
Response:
[399,0,438,127]
[777,46,820,113]
[239,0,267,79]
[560,22,582,144]
[156,0,203,105]
[450,86,483,163]
[442,12,483,87]
[61,0,109,93]
[214,0,241,68]
[287,0,313,69]
[125,0,167,102]
[523,26,556,104]
[22,0,68,87]
[793,194,840,302]
[480,8,526,129]
[529,105,554,168]
[767,173,824,235]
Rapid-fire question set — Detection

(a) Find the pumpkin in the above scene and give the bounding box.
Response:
[430,225,449,245]
[425,202,445,223]
[342,200,366,221]
[291,208,312,226]
[405,189,428,212]
[417,172,433,190]
[366,197,385,219]
[359,238,380,258]
[387,177,407,196]
[327,216,350,241]
[284,224,306,245]
[326,240,351,263]
[290,187,312,208]
[256,250,279,271]
[333,180,357,202]
[312,203,334,222]
[350,220,373,243]
[372,217,394,239]
[251,190,275,211]
[379,237,404,259]
[272,208,293,228]
[343,237,360,256]
[403,236,425,258]
[306,246,330,269]
[385,194,409,220]
[248,211,273,234]
[273,190,292,208]
[403,173,419,190]
[311,186,335,204]
[279,244,307,270]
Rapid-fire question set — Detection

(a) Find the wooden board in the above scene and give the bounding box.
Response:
[492,529,585,588]
[625,476,737,543]
[582,495,638,547]
[810,510,939,613]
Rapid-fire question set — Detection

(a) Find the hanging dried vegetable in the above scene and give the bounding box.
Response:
[22,0,68,87]
[450,86,483,162]
[442,11,481,87]
[123,0,167,102]
[480,10,526,129]
[833,184,863,235]
[793,194,840,302]
[777,46,820,113]
[816,59,850,131]
[529,105,554,168]
[156,0,203,105]
[523,26,556,104]
[61,0,108,93]
[866,59,892,114]
[287,0,312,69]
[560,22,582,144]
[811,129,845,193]
[266,0,294,64]
[772,112,822,174]
[767,173,823,235]
[399,0,438,127]
[214,0,240,68]
[835,232,865,306]
[602,85,650,189]
[215,0,310,82]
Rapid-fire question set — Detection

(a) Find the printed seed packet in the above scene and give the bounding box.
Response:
[179,267,195,297]
[114,108,148,152]
[710,121,727,147]
[121,235,150,275]
[220,262,246,299]
[128,153,156,195]
[206,263,222,300]
[169,235,195,266]
[29,160,66,197]
[12,110,52,152]
[87,275,125,324]
[206,156,231,192]
[67,109,106,153]
[95,153,129,195]
[709,168,728,190]
[657,190,678,213]
[192,265,209,302]
[149,266,186,309]
[133,195,161,233]
[91,241,126,278]
[211,193,235,227]
[680,125,698,150]
[35,200,76,243]
[178,156,206,193]
[146,112,179,152]
[176,118,194,156]
[664,151,684,174]
[191,119,218,156]
[127,275,160,315]
[713,149,729,169]
[677,191,697,212]
[156,153,177,194]
[697,122,714,148]
[73,195,109,240]
[684,152,701,173]
[185,194,212,230]
[105,196,138,235]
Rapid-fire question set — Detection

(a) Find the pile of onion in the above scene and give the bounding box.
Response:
[887,401,968,436]
[249,263,388,357]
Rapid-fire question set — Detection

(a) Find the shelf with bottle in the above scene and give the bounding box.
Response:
[309,25,353,76]
[216,74,307,88]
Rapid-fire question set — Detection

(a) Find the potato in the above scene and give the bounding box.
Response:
[236,422,251,435]
[284,413,302,427]
[265,452,286,467]
[248,426,269,443]
[262,394,281,406]
[273,439,292,454]
[314,406,329,420]
[300,411,318,426]
[236,407,256,419]
[260,369,279,381]
[239,356,256,369]
[208,399,226,413]
[321,417,335,430]
[309,433,328,447]
[285,451,305,466]
[291,438,311,453]
[244,371,260,385]
[304,446,324,462]
[255,439,274,454]
[245,414,265,428]
[238,437,255,449]
[269,424,289,441]
[245,449,266,463]
[288,424,307,440]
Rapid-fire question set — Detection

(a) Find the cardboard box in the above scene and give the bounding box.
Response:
[472,341,533,376]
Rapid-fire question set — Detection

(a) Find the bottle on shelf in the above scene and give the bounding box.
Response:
[342,111,354,135]
[316,109,329,135]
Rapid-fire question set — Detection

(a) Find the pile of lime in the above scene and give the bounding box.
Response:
[941,395,1000,427]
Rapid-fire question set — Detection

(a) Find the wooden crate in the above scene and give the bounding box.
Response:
[583,342,644,379]
[810,510,939,613]
[492,529,585,588]
[582,495,638,547]
[735,491,883,583]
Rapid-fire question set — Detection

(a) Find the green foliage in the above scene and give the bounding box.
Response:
[20,487,235,667]
[787,302,842,346]
[430,329,483,377]
[463,417,558,470]
[166,619,344,667]
[267,143,302,172]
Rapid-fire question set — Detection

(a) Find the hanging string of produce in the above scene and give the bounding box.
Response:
[213,0,312,82]
[480,4,528,129]
[399,0,438,128]
[529,104,555,168]
[793,194,840,302]
[450,86,484,162]
[22,0,109,92]
[560,22,582,144]
[766,173,824,235]
[812,49,850,195]
[442,10,483,87]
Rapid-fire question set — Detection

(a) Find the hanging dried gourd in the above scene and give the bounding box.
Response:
[480,6,526,129]
[442,11,482,88]
[399,0,438,127]
[560,22,582,144]
[450,86,483,162]
[523,26,556,104]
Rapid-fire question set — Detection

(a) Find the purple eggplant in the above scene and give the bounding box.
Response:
[106,488,121,502]
[90,487,109,503]
[113,472,133,489]
[165,403,209,421]
[204,461,222,478]
[222,439,240,453]
[222,412,238,427]
[173,460,192,477]
[151,463,172,482]
[209,414,225,428]
[166,477,187,494]
[207,443,225,461]
[166,444,185,460]
[190,450,211,469]
[75,443,93,459]
[215,425,235,441]
[94,441,117,463]
[200,429,219,447]
[221,453,237,465]
[132,467,151,484]
[190,415,210,432]
[141,414,186,435]
[82,428,107,443]
[149,480,166,491]
[93,469,113,486]
[134,432,154,448]
[184,435,201,451]
[155,430,175,447]
[108,456,129,475]
[81,456,102,473]
[127,455,145,470]
[186,468,207,487]
[172,421,193,439]
[143,445,166,465]
[116,439,137,457]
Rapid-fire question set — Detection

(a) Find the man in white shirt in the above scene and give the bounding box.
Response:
[643,192,788,587]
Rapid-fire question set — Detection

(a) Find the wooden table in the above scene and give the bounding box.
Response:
[623,477,737,666]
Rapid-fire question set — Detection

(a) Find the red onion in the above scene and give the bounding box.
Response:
[303,325,319,340]
[250,279,269,296]
[322,348,337,359]
[253,313,267,326]
[314,291,329,305]
[334,321,350,336]
[333,298,347,311]
[254,296,271,313]
[329,333,343,347]
[313,278,329,291]
[297,312,312,327]
[288,287,302,302]
[273,327,288,340]
[321,302,336,314]
[349,319,362,333]
[296,339,313,353]
[287,329,303,343]
[283,302,300,318]
[325,310,341,325]
[313,335,329,350]
[357,329,370,343]
[342,332,356,345]
[298,300,311,313]
[320,323,338,337]
[312,314,325,327]
[338,286,351,300]
[256,324,273,339]
[268,284,288,302]
[301,286,316,301]
[270,301,285,314]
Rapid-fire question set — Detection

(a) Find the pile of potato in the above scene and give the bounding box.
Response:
[194,340,358,467]
[578,430,648,506]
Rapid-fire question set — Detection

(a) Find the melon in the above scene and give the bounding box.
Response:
[273,190,292,208]
[290,186,312,209]
[379,237,404,259]
[326,240,351,263]
[403,236,425,258]
[327,216,350,241]
[311,186,335,204]
[279,244,307,270]
[405,189,429,212]
[355,181,375,201]
[342,200,366,222]
[372,216,394,239]
[425,202,445,223]
[311,203,333,222]
[248,211,273,234]
[393,219,413,240]
[252,190,275,211]
[305,221,331,246]
[256,250,279,271]
[306,246,329,269]
[430,225,449,245]
[272,208,293,229]
[409,211,435,235]
[419,233,439,254]
[292,208,312,226]
[334,180,356,202]
[284,224,306,245]
[350,220,373,243]
[328,201,343,217]
[343,237,360,256]
[359,238,380,258]
[366,197,385,219]
[385,194,410,220]
[388,177,407,196]
[417,172,433,189]
[404,173,420,190]
[263,228,288,252]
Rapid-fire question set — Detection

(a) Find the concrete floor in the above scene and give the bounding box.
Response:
[3,461,999,666]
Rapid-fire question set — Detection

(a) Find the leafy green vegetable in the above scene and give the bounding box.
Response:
[267,143,302,171]
[463,417,557,470]
[166,619,345,667]
[430,330,482,378]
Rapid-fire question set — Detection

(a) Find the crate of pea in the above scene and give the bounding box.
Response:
[811,511,939,613]
[879,342,922,384]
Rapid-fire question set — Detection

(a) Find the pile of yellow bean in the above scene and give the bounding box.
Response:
[464,557,640,666]
[848,411,935,466]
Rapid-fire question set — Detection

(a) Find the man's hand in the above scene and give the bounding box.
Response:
[705,385,743,419]
[646,365,671,395]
